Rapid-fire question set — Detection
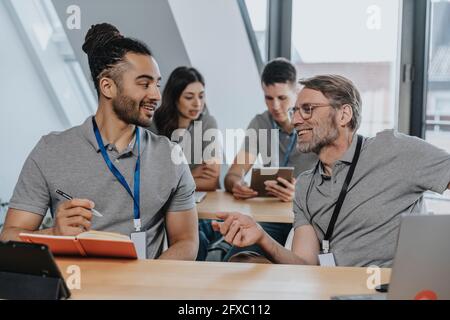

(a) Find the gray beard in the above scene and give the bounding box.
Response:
[297,119,339,154]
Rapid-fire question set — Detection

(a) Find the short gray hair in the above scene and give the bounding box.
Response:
[299,75,362,131]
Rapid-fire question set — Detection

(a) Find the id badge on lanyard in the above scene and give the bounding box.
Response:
[318,240,336,267]
[92,117,147,259]
[130,231,147,260]
[312,135,363,267]
[131,219,146,260]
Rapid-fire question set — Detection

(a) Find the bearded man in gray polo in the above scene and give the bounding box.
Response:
[212,74,450,267]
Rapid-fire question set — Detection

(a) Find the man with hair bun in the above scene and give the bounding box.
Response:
[1,23,199,261]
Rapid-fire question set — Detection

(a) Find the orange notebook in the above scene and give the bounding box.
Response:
[19,230,137,259]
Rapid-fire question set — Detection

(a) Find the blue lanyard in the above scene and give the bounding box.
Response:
[92,118,141,230]
[271,119,297,167]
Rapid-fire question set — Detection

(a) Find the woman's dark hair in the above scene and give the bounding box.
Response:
[153,67,205,139]
[82,23,152,96]
[261,57,297,86]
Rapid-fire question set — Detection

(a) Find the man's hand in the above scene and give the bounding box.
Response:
[264,177,296,202]
[53,199,94,236]
[211,212,264,247]
[231,180,258,200]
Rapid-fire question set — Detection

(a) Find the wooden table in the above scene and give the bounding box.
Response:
[56,258,391,300]
[196,191,294,223]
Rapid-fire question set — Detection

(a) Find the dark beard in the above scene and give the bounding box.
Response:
[112,91,151,127]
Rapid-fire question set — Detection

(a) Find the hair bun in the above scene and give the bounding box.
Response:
[82,23,123,54]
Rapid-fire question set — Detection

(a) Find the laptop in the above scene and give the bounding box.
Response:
[387,214,450,299]
[194,191,207,203]
[333,214,450,300]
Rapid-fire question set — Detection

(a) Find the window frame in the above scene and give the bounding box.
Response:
[238,0,434,138]
[3,0,96,128]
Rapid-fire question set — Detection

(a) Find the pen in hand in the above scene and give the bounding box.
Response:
[55,189,103,217]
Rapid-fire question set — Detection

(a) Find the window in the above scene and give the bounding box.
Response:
[242,0,269,64]
[425,0,450,153]
[5,0,96,127]
[423,0,450,211]
[290,0,402,137]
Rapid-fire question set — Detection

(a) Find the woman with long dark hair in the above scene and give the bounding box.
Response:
[150,67,223,261]
[150,66,221,191]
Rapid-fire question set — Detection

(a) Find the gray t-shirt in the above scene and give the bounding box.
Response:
[293,130,450,267]
[149,111,222,170]
[243,111,317,177]
[9,116,196,259]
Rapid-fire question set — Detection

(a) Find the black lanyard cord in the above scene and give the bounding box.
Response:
[321,135,363,250]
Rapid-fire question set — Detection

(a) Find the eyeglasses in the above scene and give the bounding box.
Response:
[288,104,333,120]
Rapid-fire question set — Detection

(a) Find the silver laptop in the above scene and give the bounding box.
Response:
[387,214,450,300]
[194,191,207,203]
[333,214,450,300]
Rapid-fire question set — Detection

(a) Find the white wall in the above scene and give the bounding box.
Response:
[0,1,66,204]
[169,0,263,162]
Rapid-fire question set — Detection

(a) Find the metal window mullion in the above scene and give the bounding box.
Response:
[237,0,264,72]
[409,0,432,138]
[267,0,292,60]
[3,0,71,128]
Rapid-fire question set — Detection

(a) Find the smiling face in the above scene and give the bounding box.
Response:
[111,53,162,127]
[177,81,205,121]
[293,88,340,154]
[262,82,297,124]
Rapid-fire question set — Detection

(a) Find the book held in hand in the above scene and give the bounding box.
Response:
[19,230,137,259]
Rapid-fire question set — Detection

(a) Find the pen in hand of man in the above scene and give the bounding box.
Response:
[53,189,102,236]
[56,189,103,217]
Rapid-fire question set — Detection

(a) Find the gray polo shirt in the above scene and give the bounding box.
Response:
[243,111,317,177]
[293,130,450,267]
[9,116,196,259]
[148,110,222,170]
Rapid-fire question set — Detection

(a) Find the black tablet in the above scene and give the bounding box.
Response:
[0,241,71,299]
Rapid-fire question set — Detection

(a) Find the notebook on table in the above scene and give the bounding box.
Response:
[19,230,137,259]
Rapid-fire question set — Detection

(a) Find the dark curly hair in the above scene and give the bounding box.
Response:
[82,23,152,96]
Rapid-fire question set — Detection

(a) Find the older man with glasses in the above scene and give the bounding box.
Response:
[213,74,450,268]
